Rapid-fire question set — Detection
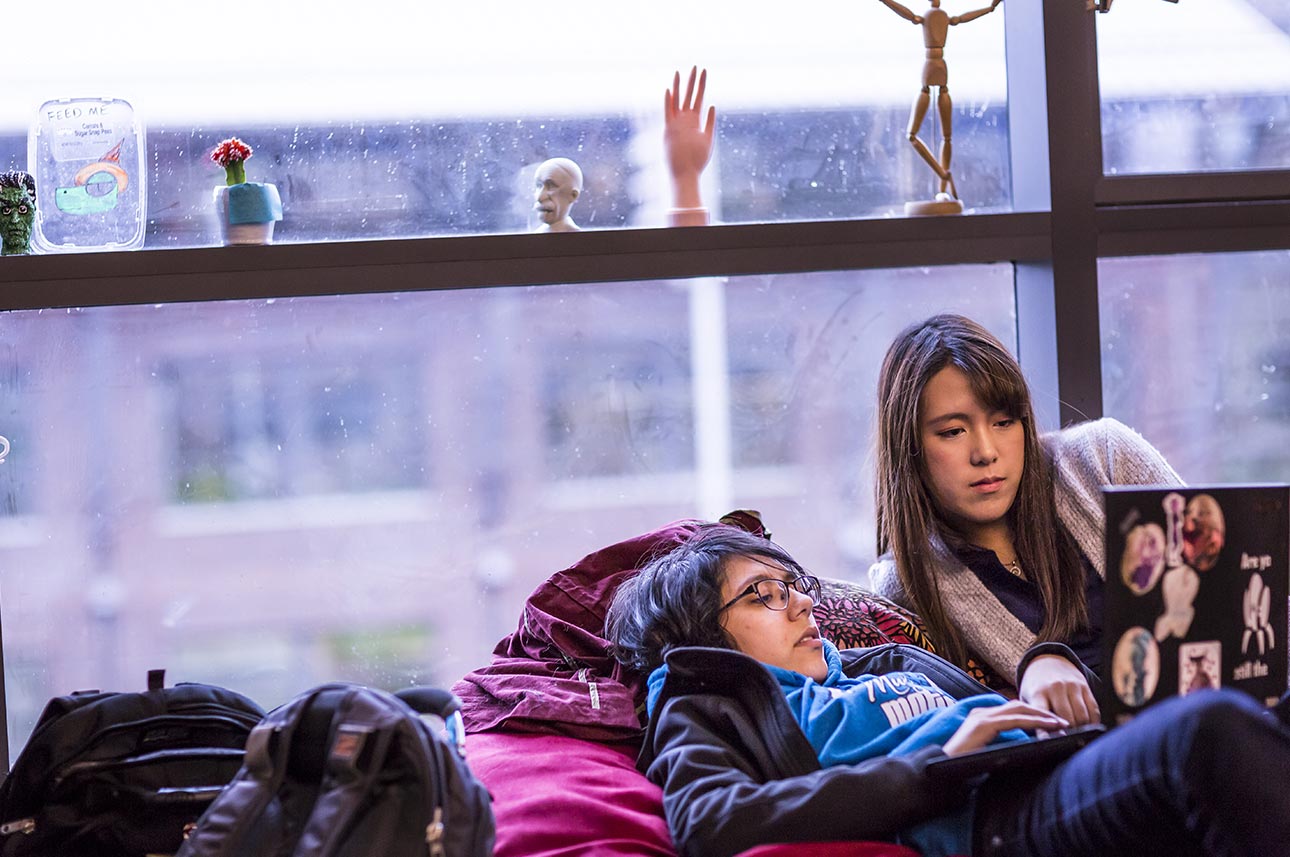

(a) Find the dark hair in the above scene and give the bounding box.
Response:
[874,313,1088,667]
[606,525,804,673]
[0,170,36,203]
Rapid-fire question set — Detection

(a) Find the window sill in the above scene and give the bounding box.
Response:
[0,214,1053,312]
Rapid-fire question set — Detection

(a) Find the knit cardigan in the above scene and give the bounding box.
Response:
[868,417,1183,683]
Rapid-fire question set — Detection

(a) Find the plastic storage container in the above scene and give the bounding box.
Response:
[29,97,146,252]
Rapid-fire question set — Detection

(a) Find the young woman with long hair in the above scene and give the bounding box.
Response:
[869,314,1181,721]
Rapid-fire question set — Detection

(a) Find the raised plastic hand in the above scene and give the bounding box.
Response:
[1018,654,1100,727]
[664,66,716,219]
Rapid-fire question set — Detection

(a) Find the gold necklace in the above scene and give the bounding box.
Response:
[1003,557,1023,577]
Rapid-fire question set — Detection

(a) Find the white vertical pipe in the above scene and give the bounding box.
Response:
[689,277,733,519]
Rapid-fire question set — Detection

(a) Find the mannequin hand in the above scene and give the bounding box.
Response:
[1019,655,1099,727]
[942,700,1068,756]
[664,67,716,197]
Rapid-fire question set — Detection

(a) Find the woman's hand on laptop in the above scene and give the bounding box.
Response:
[942,700,1069,756]
[1019,655,1100,727]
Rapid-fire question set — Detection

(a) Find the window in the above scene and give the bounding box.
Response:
[1098,0,1290,174]
[163,352,426,502]
[0,355,28,518]
[0,1,1013,250]
[537,282,694,480]
[724,265,1015,552]
[2,0,1287,772]
[543,339,696,479]
[1100,250,1290,480]
[0,266,1011,755]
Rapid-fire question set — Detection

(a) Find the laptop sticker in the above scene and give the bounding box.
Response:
[1179,641,1221,695]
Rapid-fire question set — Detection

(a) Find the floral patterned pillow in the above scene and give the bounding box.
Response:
[813,578,935,651]
[812,578,1007,691]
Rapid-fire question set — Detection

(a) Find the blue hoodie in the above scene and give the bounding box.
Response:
[647,641,1029,857]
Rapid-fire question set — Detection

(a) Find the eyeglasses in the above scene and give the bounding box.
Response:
[719,575,821,612]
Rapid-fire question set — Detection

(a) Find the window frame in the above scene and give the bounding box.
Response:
[2,0,1289,770]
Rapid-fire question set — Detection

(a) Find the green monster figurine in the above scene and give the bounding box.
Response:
[1,170,37,256]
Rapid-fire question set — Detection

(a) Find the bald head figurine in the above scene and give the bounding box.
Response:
[533,158,582,233]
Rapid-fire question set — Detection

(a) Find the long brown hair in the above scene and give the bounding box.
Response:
[874,314,1088,668]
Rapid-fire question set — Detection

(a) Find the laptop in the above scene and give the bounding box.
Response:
[928,484,1290,780]
[1101,484,1290,727]
[925,723,1107,781]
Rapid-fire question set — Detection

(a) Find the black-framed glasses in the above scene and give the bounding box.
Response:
[719,575,822,612]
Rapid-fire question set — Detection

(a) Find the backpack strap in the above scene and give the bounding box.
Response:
[178,686,337,857]
[292,688,408,857]
[393,687,460,718]
[395,687,467,758]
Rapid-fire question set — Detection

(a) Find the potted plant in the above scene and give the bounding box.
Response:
[210,137,282,245]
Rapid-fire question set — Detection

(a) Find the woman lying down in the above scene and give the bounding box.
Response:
[606,525,1290,857]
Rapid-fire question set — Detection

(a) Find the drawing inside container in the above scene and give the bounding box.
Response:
[56,140,128,215]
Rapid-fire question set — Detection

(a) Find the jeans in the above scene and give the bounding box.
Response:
[974,689,1290,857]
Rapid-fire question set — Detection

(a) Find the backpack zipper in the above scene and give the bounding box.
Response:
[51,746,245,790]
[0,818,35,836]
[28,711,260,792]
[405,717,451,857]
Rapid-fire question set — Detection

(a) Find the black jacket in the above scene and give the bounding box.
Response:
[637,643,1095,857]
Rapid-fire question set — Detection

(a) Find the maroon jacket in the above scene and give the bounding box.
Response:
[452,513,767,743]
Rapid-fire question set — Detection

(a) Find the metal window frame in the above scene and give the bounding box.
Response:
[2,0,1289,770]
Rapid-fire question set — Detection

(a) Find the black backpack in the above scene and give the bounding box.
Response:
[176,682,495,857]
[0,669,265,857]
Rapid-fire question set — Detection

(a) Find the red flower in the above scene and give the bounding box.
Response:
[210,138,253,168]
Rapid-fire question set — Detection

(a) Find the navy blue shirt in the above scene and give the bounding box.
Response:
[955,536,1104,679]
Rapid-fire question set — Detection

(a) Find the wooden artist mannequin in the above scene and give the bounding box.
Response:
[664,67,716,227]
[876,0,1002,215]
[533,158,583,233]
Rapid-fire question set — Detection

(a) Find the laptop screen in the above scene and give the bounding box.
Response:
[1101,485,1289,726]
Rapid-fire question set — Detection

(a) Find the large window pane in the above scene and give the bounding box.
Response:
[1099,0,1290,174]
[0,350,29,518]
[0,1,1012,250]
[0,266,1012,754]
[1100,250,1290,480]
